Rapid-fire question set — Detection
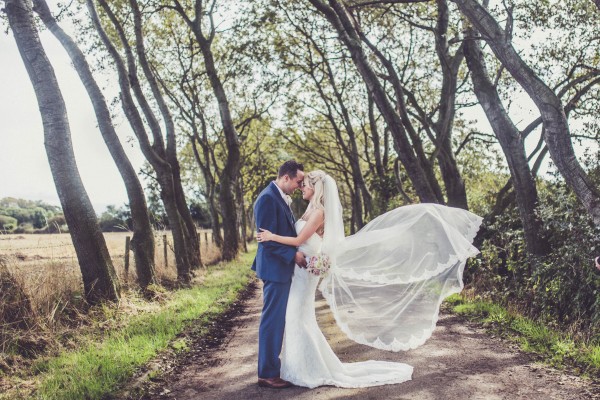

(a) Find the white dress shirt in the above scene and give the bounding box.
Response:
[274,181,293,206]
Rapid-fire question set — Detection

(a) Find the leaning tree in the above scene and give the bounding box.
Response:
[4,0,120,303]
[33,0,157,288]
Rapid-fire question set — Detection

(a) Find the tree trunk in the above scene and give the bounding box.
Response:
[6,0,120,303]
[315,41,375,223]
[360,0,466,208]
[308,0,439,203]
[340,171,358,234]
[237,179,248,253]
[352,179,364,227]
[171,161,203,268]
[431,0,468,209]
[218,174,240,261]
[303,36,373,226]
[156,171,193,282]
[359,32,445,205]
[366,94,395,214]
[338,98,373,225]
[197,32,240,262]
[463,26,550,257]
[33,0,157,289]
[454,0,600,225]
[128,0,202,269]
[89,0,192,284]
[173,1,241,261]
[189,132,224,249]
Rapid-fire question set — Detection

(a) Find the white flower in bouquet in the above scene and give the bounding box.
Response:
[306,253,331,276]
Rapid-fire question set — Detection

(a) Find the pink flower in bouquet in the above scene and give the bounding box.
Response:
[307,253,331,276]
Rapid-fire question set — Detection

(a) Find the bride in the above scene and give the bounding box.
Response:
[257,170,482,388]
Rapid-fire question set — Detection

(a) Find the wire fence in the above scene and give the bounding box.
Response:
[0,243,72,251]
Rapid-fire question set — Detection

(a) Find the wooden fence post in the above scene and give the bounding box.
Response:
[163,234,168,268]
[124,236,130,282]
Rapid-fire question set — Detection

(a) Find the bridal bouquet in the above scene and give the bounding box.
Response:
[306,253,331,276]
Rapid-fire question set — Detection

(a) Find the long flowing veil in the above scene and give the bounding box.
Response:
[319,176,483,351]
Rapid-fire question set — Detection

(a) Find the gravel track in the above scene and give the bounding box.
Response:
[129,280,599,400]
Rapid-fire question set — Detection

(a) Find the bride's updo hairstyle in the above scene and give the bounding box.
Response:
[305,170,327,210]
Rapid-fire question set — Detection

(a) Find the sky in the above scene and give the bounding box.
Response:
[0,13,146,214]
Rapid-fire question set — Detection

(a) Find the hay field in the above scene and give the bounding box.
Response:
[0,231,220,316]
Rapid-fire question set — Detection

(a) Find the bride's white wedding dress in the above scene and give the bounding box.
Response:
[280,219,413,388]
[280,203,482,389]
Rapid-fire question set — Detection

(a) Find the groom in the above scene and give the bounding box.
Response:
[252,160,306,389]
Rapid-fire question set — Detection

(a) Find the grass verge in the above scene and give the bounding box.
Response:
[6,249,255,400]
[447,294,600,379]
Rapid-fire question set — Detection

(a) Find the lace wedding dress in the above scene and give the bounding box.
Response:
[280,201,482,388]
[280,220,413,388]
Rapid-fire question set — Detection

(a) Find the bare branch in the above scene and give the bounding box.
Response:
[348,0,432,8]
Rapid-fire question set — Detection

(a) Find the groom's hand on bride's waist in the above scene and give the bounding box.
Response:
[295,251,307,268]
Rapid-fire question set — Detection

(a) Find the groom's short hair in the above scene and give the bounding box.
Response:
[278,160,304,179]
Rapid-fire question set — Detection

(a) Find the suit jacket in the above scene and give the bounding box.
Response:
[251,182,297,283]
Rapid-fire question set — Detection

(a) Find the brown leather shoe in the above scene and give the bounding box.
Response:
[257,377,293,389]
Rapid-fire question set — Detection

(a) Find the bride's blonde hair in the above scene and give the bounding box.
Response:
[305,170,327,210]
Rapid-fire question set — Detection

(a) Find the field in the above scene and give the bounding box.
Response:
[0,231,221,317]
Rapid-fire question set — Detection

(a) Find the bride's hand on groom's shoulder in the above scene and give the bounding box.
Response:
[595,256,600,271]
[295,251,307,268]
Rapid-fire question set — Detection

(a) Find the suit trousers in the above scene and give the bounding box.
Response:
[258,279,292,378]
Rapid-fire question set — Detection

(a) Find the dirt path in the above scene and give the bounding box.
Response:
[137,281,599,400]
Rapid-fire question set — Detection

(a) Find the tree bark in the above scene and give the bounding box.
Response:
[463,26,550,257]
[5,0,120,303]
[453,0,600,225]
[33,0,157,288]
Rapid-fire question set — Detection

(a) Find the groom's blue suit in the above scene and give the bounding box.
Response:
[252,182,297,379]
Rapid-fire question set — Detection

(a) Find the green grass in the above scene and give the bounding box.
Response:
[24,249,256,400]
[449,294,600,378]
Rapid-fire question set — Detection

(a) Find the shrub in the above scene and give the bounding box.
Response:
[471,174,600,340]
[0,215,18,231]
[98,216,129,232]
[13,223,35,234]
[535,179,600,335]
[45,216,67,233]
[98,205,132,232]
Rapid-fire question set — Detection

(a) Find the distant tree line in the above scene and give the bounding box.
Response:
[0,197,211,233]
[98,202,211,232]
[0,197,65,233]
